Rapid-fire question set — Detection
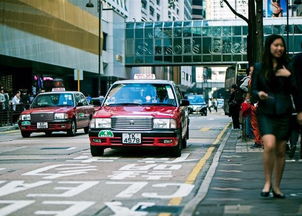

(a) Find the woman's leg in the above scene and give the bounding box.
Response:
[273,140,286,194]
[262,134,276,192]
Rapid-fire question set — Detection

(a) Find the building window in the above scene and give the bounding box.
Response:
[141,0,147,9]
[157,13,160,20]
[156,0,160,5]
[103,32,108,51]
[149,6,154,16]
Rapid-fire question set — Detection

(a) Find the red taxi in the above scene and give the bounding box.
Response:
[88,79,190,157]
[18,91,94,137]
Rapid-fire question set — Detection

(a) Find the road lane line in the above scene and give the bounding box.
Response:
[158,123,230,216]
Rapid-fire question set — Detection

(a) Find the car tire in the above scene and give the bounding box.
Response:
[182,126,189,149]
[90,145,104,156]
[45,131,52,136]
[21,131,31,138]
[170,133,182,157]
[67,120,77,136]
[84,127,89,134]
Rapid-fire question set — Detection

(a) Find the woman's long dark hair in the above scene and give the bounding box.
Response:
[262,34,288,79]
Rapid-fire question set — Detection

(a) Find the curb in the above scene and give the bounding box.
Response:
[180,127,231,216]
[0,124,19,132]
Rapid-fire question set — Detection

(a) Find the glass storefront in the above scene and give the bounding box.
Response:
[125,19,302,66]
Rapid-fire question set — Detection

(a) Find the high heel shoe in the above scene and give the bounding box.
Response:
[260,191,270,197]
[260,185,271,197]
[272,190,286,199]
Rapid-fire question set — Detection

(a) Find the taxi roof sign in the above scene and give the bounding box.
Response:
[134,73,156,80]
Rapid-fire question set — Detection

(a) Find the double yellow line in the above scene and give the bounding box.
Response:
[158,123,229,216]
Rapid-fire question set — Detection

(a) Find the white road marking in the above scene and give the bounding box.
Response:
[0,200,35,216]
[142,183,194,199]
[27,181,99,197]
[105,201,153,216]
[23,164,97,179]
[106,181,148,198]
[35,201,94,216]
[0,181,51,197]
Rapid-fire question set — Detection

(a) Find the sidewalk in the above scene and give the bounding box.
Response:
[185,129,302,216]
[0,124,18,132]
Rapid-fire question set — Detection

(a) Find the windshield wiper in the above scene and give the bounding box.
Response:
[109,102,142,106]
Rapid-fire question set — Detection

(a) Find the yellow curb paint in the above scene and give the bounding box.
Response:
[200,127,209,132]
[185,146,215,184]
[0,130,19,134]
[213,123,230,145]
[158,123,230,216]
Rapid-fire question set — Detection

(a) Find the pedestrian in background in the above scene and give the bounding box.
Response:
[239,65,254,140]
[289,43,302,159]
[11,90,21,111]
[251,34,296,198]
[228,84,242,129]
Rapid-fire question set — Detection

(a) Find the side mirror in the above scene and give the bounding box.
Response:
[180,99,190,106]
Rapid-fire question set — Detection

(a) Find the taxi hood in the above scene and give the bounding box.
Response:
[21,106,74,114]
[94,106,179,118]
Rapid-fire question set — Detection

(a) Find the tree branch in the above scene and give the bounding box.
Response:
[221,0,250,24]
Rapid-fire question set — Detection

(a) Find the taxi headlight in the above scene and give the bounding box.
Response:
[90,118,111,128]
[20,114,31,121]
[54,113,68,120]
[153,119,176,129]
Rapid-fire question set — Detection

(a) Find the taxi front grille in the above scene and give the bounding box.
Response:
[31,113,54,123]
[112,117,152,130]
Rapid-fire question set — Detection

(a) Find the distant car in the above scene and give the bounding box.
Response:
[90,96,104,112]
[187,95,207,116]
[18,91,94,137]
[217,98,224,109]
[88,79,190,157]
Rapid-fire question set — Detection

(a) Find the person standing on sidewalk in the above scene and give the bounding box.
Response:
[290,44,302,159]
[251,34,296,198]
[228,84,243,129]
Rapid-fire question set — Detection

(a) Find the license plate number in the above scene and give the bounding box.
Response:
[37,122,48,129]
[122,133,141,144]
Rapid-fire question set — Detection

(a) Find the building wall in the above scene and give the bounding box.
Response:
[0,0,127,96]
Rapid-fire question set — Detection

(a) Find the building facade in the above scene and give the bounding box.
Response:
[0,0,128,97]
[126,0,194,91]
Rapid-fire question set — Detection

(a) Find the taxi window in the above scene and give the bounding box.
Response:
[104,83,177,106]
[31,93,74,108]
[79,93,88,105]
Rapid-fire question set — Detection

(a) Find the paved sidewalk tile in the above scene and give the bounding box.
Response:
[193,129,302,216]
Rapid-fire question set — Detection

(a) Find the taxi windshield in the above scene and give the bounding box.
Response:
[187,95,206,105]
[104,83,177,106]
[31,93,74,108]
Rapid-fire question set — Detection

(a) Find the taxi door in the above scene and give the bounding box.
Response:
[74,93,90,128]
[175,87,189,139]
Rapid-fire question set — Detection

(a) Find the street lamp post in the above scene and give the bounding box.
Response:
[86,0,102,96]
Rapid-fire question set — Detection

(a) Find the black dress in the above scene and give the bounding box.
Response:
[251,63,295,140]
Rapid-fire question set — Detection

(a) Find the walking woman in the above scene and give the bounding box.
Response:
[251,34,296,198]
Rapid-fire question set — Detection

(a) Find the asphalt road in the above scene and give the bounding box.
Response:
[0,110,230,216]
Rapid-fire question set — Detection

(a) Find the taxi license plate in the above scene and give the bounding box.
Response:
[37,122,48,129]
[122,133,141,144]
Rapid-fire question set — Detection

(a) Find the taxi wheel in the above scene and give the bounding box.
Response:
[90,145,104,156]
[171,143,181,157]
[170,134,182,157]
[21,131,31,138]
[84,127,89,134]
[182,129,188,149]
[45,131,52,136]
[67,120,77,136]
